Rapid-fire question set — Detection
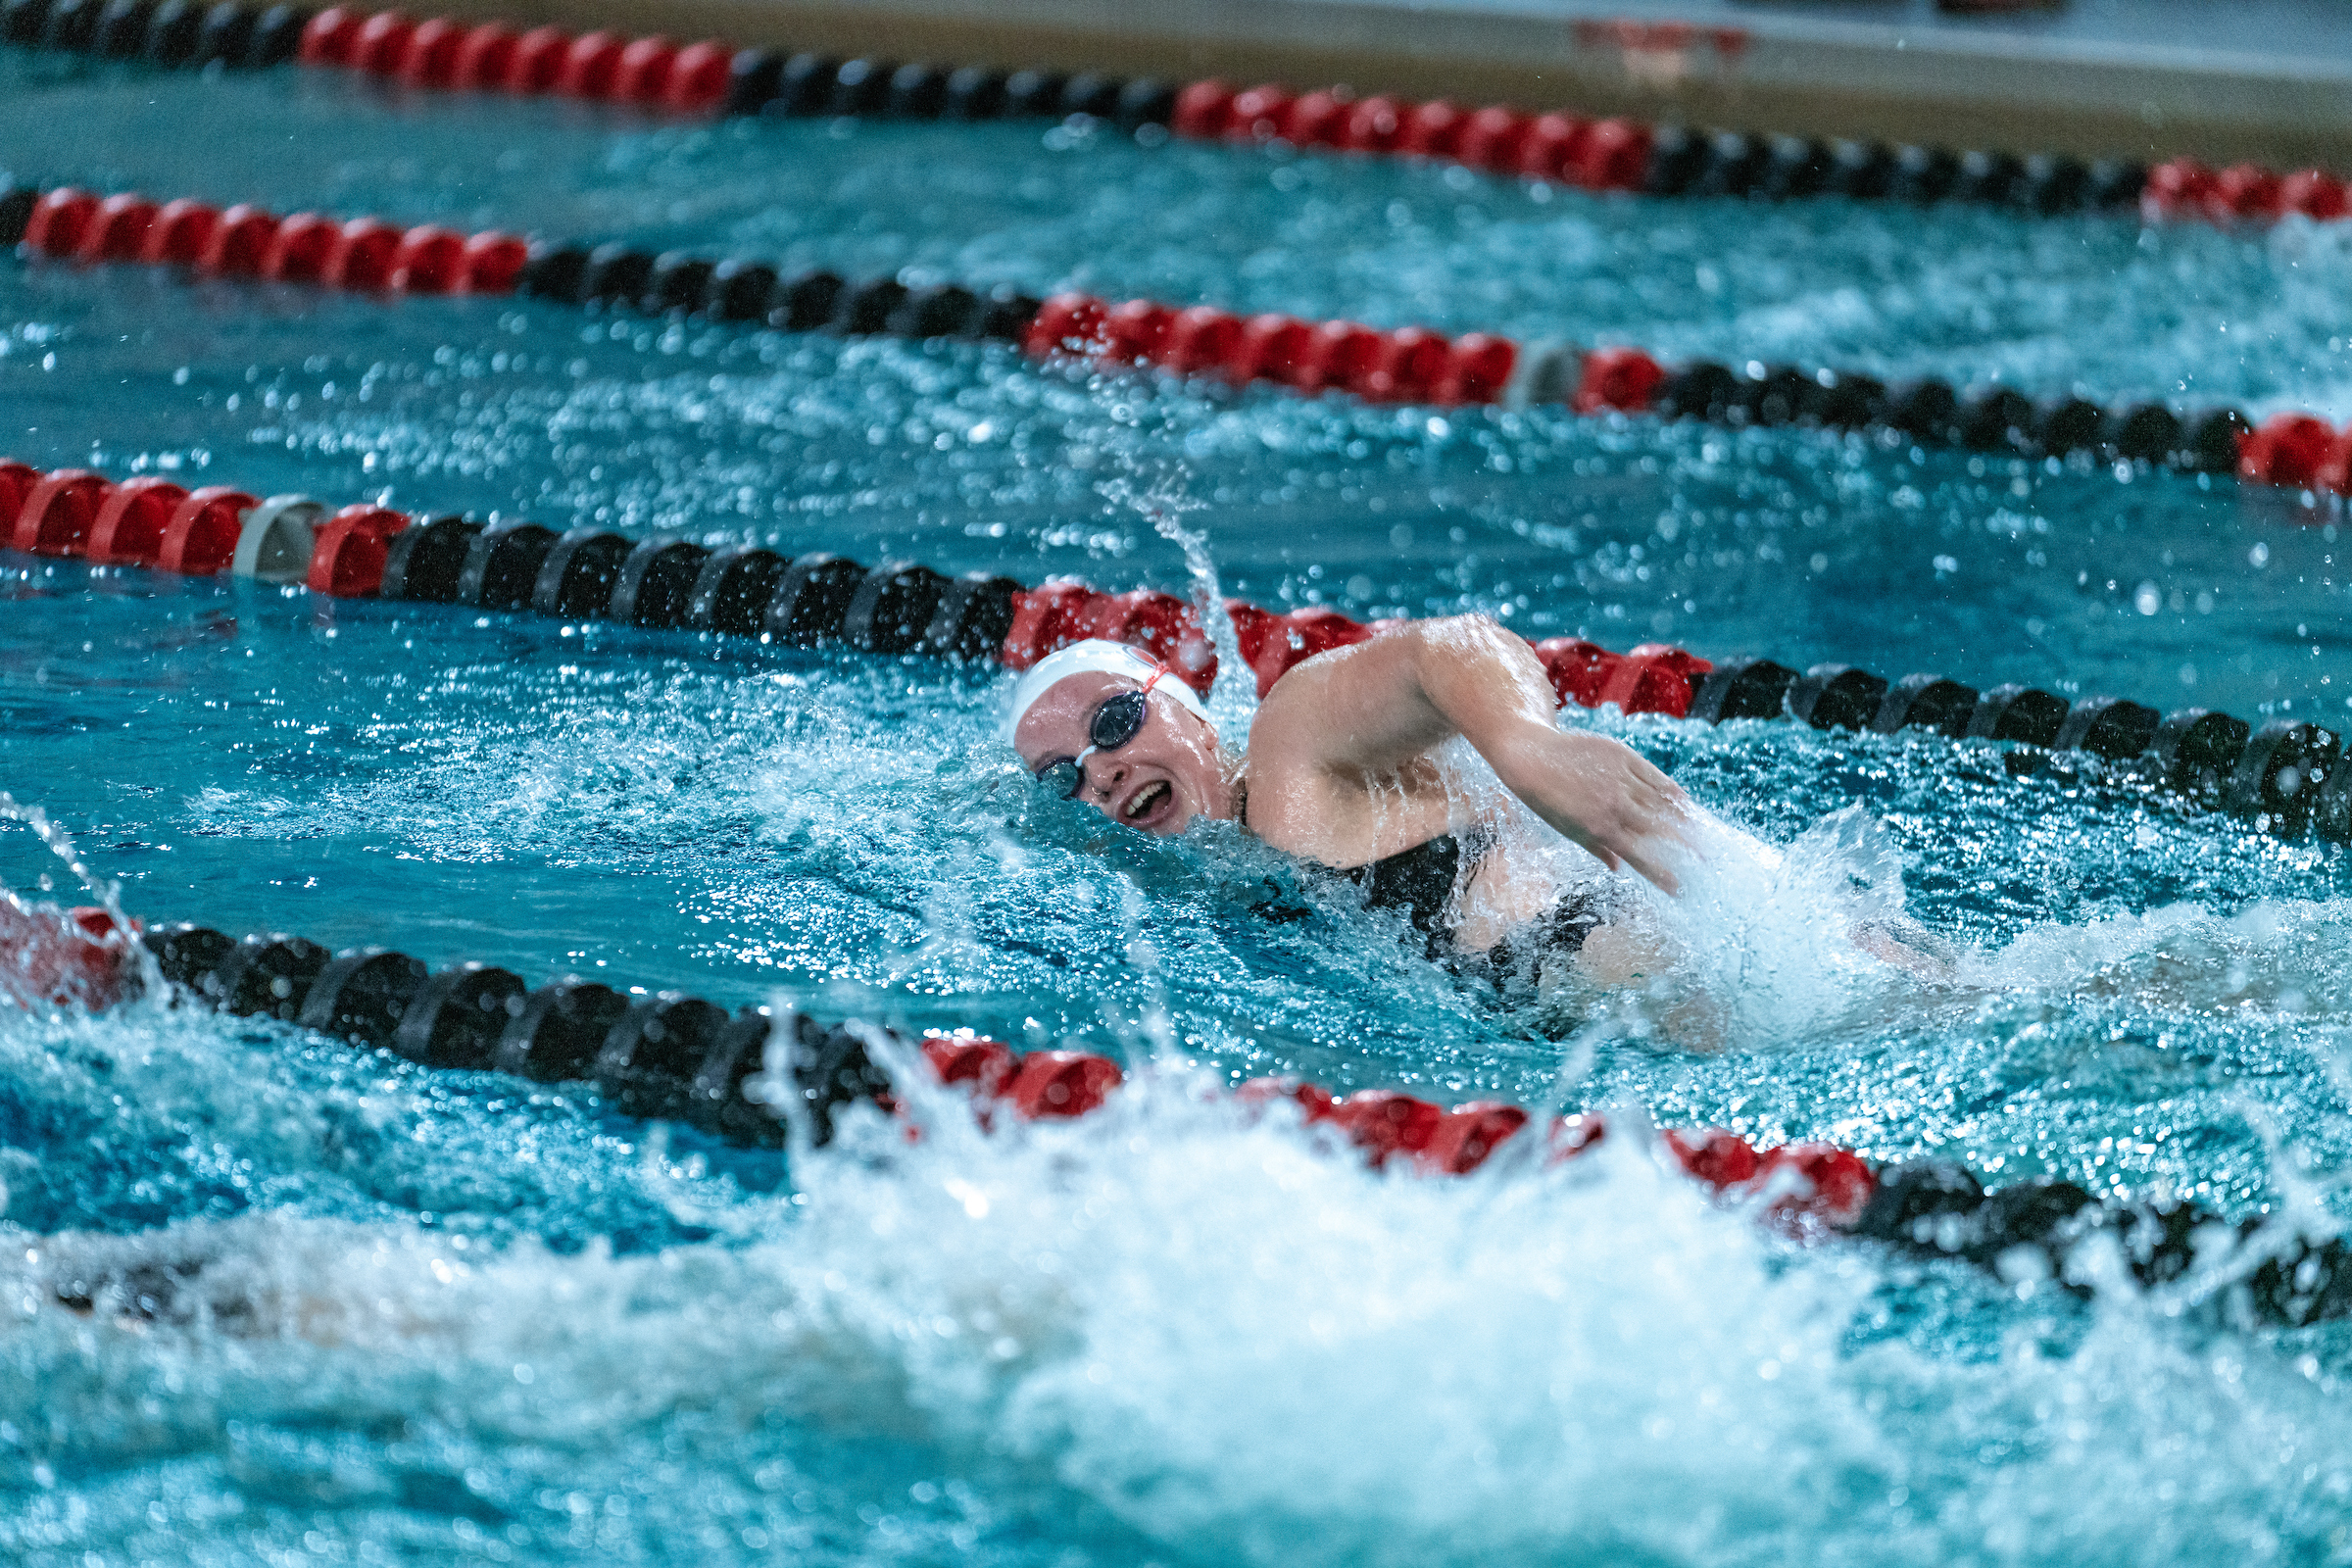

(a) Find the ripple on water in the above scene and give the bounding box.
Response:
[0,54,2349,1568]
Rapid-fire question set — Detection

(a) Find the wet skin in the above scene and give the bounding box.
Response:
[1010,615,1698,955]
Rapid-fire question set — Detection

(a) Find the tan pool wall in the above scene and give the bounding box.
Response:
[406,0,2352,170]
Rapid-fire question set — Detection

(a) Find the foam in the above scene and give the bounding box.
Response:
[5,1044,2351,1567]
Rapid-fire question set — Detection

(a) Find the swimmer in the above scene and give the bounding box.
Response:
[1005,616,1705,996]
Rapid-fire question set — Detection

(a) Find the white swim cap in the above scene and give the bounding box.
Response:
[1002,638,1213,744]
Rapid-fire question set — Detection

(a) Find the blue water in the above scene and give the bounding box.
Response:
[1,54,2351,1568]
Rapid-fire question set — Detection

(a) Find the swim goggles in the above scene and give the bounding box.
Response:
[1032,671,1172,800]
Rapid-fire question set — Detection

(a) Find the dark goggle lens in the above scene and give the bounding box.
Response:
[1035,688,1153,803]
[1089,689,1149,751]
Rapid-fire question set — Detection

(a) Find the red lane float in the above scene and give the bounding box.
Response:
[387,225,466,292]
[1000,581,1221,694]
[917,1035,1870,1220]
[296,6,361,63]
[1216,1072,1873,1218]
[300,8,734,114]
[918,1038,1125,1126]
[261,213,341,283]
[557,30,625,98]
[87,479,188,565]
[11,469,111,557]
[1439,332,1517,404]
[1161,308,1242,373]
[613,36,679,104]
[158,488,261,576]
[22,181,529,298]
[351,8,415,74]
[1170,78,1653,194]
[74,195,159,265]
[0,903,139,1012]
[1227,603,1380,697]
[1572,347,1668,414]
[307,505,412,597]
[197,205,282,275]
[1028,291,1525,408]
[1097,299,1173,366]
[324,219,406,290]
[24,188,99,256]
[1004,1050,1125,1118]
[398,15,465,86]
[662,42,735,114]
[140,200,223,266]
[0,464,33,527]
[458,231,530,294]
[1022,294,1105,359]
[1532,639,1714,718]
[2143,157,2350,225]
[2238,413,2346,490]
[1238,314,1314,384]
[451,21,516,88]
[505,25,569,94]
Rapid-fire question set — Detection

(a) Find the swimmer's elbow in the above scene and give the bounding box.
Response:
[1411,612,1511,650]
[1406,614,1551,717]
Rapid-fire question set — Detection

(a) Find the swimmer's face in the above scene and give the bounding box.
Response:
[1012,673,1228,836]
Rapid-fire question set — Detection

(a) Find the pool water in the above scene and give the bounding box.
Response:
[1,52,2350,1568]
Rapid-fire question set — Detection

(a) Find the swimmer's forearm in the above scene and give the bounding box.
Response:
[1390,621,1695,890]
[1485,722,1693,894]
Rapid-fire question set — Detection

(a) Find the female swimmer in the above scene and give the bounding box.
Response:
[1004,614,1705,992]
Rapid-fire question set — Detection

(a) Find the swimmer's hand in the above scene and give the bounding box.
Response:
[1488,725,1696,895]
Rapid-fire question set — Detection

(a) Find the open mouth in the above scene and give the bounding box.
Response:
[1121,779,1173,824]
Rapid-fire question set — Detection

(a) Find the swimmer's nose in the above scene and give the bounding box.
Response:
[1086,758,1128,799]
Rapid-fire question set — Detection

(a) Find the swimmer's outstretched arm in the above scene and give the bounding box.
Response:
[1246,614,1696,892]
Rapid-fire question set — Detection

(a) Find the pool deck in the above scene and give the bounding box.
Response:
[438,0,2352,168]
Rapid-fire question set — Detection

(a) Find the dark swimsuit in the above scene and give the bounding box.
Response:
[1338,828,1610,975]
[1232,784,1606,975]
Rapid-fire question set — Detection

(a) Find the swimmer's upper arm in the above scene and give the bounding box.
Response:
[1250,615,1554,780]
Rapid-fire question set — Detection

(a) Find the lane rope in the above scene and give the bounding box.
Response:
[4,443,2345,845]
[8,177,2333,507]
[5,4,2329,240]
[14,902,2345,1328]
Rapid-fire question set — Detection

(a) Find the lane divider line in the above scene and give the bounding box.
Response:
[6,4,2324,236]
[16,902,2346,1328]
[4,443,2344,845]
[8,176,2323,505]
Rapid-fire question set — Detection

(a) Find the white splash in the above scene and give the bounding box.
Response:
[1099,470,1258,739]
